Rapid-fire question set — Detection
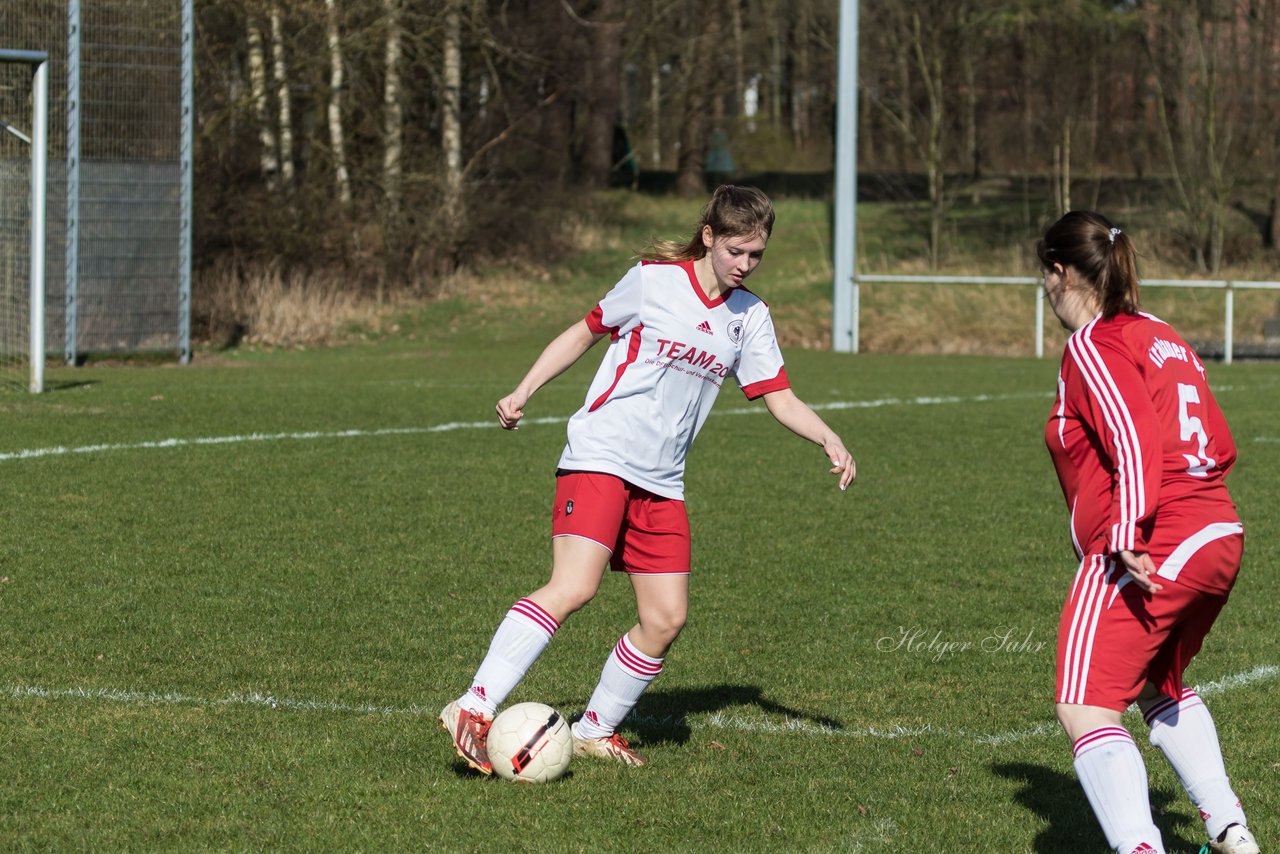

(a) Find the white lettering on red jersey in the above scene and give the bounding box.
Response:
[558,260,789,499]
[1045,312,1240,586]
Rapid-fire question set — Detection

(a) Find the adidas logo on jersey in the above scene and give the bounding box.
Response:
[696,321,713,335]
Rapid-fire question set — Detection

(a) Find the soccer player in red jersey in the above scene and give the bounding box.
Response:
[1038,211,1259,854]
[440,186,856,773]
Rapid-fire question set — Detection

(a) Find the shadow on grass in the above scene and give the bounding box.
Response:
[607,683,841,747]
[991,761,1199,853]
[46,379,99,392]
[446,757,578,784]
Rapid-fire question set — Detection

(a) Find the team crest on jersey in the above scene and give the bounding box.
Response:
[726,319,744,344]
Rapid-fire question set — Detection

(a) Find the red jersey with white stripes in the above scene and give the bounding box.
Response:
[1045,312,1239,585]
[558,260,789,500]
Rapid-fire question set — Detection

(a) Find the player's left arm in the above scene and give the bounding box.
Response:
[762,388,856,491]
[1070,333,1163,555]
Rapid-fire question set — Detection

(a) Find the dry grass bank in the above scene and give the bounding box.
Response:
[191,199,1280,357]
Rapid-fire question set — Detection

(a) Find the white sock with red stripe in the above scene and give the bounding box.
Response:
[1144,690,1248,840]
[1072,726,1165,854]
[572,632,663,740]
[457,598,559,716]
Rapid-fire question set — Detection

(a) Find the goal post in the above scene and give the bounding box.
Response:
[0,48,48,393]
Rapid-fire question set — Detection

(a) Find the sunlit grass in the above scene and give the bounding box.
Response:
[0,338,1276,851]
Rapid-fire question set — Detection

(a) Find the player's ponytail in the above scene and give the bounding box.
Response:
[1036,211,1140,319]
[641,185,776,262]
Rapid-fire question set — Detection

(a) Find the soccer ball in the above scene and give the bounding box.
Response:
[486,702,574,783]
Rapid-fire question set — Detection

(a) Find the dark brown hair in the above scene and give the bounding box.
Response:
[642,185,776,262]
[1035,210,1140,319]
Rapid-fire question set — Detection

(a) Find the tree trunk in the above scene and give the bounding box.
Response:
[580,0,625,189]
[769,1,783,128]
[732,0,744,118]
[1142,3,1231,272]
[675,0,723,198]
[791,1,810,149]
[859,77,874,168]
[1061,117,1071,213]
[1269,180,1280,251]
[894,16,912,173]
[442,1,465,262]
[247,20,278,186]
[324,0,351,207]
[382,0,403,219]
[269,5,294,186]
[443,3,463,203]
[912,13,945,269]
[960,46,978,180]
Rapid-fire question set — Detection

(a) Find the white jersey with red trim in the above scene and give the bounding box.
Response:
[1045,312,1239,584]
[558,259,790,499]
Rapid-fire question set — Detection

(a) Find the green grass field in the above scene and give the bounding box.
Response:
[2,194,1277,851]
[1,339,1276,852]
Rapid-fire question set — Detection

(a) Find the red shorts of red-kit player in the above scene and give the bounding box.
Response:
[552,471,691,574]
[1056,529,1242,712]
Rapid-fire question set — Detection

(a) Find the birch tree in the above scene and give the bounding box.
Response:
[246,19,278,185]
[381,0,403,219]
[442,0,465,260]
[269,4,295,187]
[324,0,351,207]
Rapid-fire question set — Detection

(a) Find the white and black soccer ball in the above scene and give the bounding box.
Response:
[487,702,573,783]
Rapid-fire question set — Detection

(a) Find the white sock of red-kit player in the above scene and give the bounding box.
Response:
[1073,726,1165,854]
[572,633,663,739]
[1145,689,1248,841]
[455,598,559,716]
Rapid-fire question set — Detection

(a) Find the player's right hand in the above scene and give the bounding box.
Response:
[1118,549,1163,594]
[496,392,527,430]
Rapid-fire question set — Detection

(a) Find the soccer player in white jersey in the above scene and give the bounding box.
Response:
[440,185,856,772]
[1037,211,1259,854]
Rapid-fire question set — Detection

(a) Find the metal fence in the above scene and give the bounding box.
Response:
[854,275,1280,364]
[2,0,191,364]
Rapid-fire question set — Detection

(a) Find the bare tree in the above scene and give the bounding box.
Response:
[246,19,278,186]
[577,0,626,189]
[442,0,465,260]
[325,0,352,207]
[1142,2,1241,272]
[675,0,724,197]
[866,1,951,267]
[382,0,404,219]
[791,0,811,150]
[269,4,295,187]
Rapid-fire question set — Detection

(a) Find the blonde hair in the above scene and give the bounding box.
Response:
[641,185,776,262]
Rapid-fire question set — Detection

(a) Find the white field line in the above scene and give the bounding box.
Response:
[5,664,1275,747]
[3,684,436,717]
[7,383,1270,463]
[0,391,1054,463]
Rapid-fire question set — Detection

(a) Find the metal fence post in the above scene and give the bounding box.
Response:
[1224,282,1234,365]
[1035,285,1044,359]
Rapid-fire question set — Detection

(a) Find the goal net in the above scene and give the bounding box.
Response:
[0,50,47,393]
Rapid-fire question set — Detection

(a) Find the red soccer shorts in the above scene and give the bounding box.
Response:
[551,471,691,574]
[1056,530,1242,711]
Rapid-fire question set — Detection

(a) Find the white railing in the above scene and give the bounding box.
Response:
[854,275,1280,364]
